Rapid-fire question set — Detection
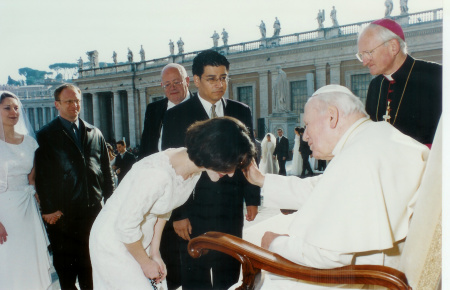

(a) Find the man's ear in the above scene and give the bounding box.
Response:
[328,106,339,129]
[389,39,401,56]
[193,75,200,88]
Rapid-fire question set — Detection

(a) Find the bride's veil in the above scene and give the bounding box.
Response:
[0,91,36,192]
[260,133,276,160]
[0,91,36,142]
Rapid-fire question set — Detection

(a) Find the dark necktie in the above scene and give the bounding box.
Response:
[211,104,218,119]
[71,123,82,149]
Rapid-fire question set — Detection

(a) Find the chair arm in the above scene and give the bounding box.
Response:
[188,232,411,290]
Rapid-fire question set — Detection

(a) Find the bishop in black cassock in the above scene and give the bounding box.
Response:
[365,55,441,145]
[358,18,442,146]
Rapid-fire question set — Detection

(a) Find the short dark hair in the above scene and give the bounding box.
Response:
[54,84,81,101]
[116,140,126,147]
[295,127,301,134]
[299,127,305,134]
[192,50,230,77]
[0,91,19,104]
[185,117,256,172]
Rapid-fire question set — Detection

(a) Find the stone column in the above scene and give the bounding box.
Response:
[258,71,270,118]
[79,93,85,120]
[42,107,47,125]
[126,90,137,147]
[113,91,123,142]
[92,92,101,127]
[315,62,327,90]
[139,88,147,134]
[329,62,341,85]
[306,73,315,96]
[33,108,38,131]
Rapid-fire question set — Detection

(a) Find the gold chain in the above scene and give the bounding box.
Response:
[375,60,416,125]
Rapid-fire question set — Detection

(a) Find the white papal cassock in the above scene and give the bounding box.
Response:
[259,117,429,289]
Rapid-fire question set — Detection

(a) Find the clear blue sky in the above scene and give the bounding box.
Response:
[0,0,443,84]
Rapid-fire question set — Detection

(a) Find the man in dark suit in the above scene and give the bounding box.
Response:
[299,127,314,177]
[114,140,136,183]
[162,50,260,290]
[138,63,191,160]
[273,128,289,175]
[138,63,191,289]
[35,84,114,289]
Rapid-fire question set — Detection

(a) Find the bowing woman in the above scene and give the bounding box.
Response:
[89,117,256,290]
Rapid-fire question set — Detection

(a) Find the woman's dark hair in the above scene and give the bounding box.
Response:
[0,91,19,104]
[295,127,301,134]
[185,116,256,172]
[266,134,271,139]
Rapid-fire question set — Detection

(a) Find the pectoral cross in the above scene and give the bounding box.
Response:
[383,99,392,123]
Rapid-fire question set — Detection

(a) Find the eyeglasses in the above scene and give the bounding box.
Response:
[355,41,389,62]
[162,80,185,89]
[58,99,81,105]
[203,76,230,86]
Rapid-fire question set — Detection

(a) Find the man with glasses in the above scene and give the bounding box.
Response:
[35,84,114,289]
[139,63,191,159]
[138,63,191,289]
[162,50,260,289]
[357,18,441,146]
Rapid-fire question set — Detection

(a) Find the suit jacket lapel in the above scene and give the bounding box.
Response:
[191,94,210,120]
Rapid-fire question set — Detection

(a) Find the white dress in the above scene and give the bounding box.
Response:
[290,135,303,175]
[89,150,201,290]
[0,136,52,290]
[259,141,278,174]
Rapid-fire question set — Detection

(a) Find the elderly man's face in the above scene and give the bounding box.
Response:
[357,29,396,76]
[303,100,335,160]
[161,67,189,105]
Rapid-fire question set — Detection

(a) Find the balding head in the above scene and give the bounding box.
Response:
[161,63,190,104]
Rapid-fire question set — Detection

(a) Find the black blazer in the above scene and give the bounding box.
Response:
[35,117,114,217]
[299,136,312,156]
[274,136,289,159]
[162,94,260,236]
[138,98,169,159]
[115,151,136,182]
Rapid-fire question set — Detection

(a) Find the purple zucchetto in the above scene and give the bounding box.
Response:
[371,18,405,41]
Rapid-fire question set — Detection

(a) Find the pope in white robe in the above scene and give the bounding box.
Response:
[243,85,429,289]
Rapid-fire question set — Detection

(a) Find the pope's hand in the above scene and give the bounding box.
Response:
[242,159,265,187]
[261,231,288,250]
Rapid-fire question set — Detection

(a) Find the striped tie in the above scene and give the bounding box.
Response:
[211,104,218,118]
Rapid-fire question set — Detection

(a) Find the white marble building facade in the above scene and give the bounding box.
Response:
[71,9,442,148]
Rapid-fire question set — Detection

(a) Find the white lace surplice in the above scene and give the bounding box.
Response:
[0,136,52,290]
[89,150,200,290]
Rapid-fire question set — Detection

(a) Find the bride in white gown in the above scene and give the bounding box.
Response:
[89,117,256,290]
[259,133,279,174]
[290,127,303,175]
[0,91,52,290]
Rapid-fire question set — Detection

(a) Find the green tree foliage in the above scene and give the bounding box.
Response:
[18,67,52,85]
[49,63,78,80]
[7,76,21,86]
